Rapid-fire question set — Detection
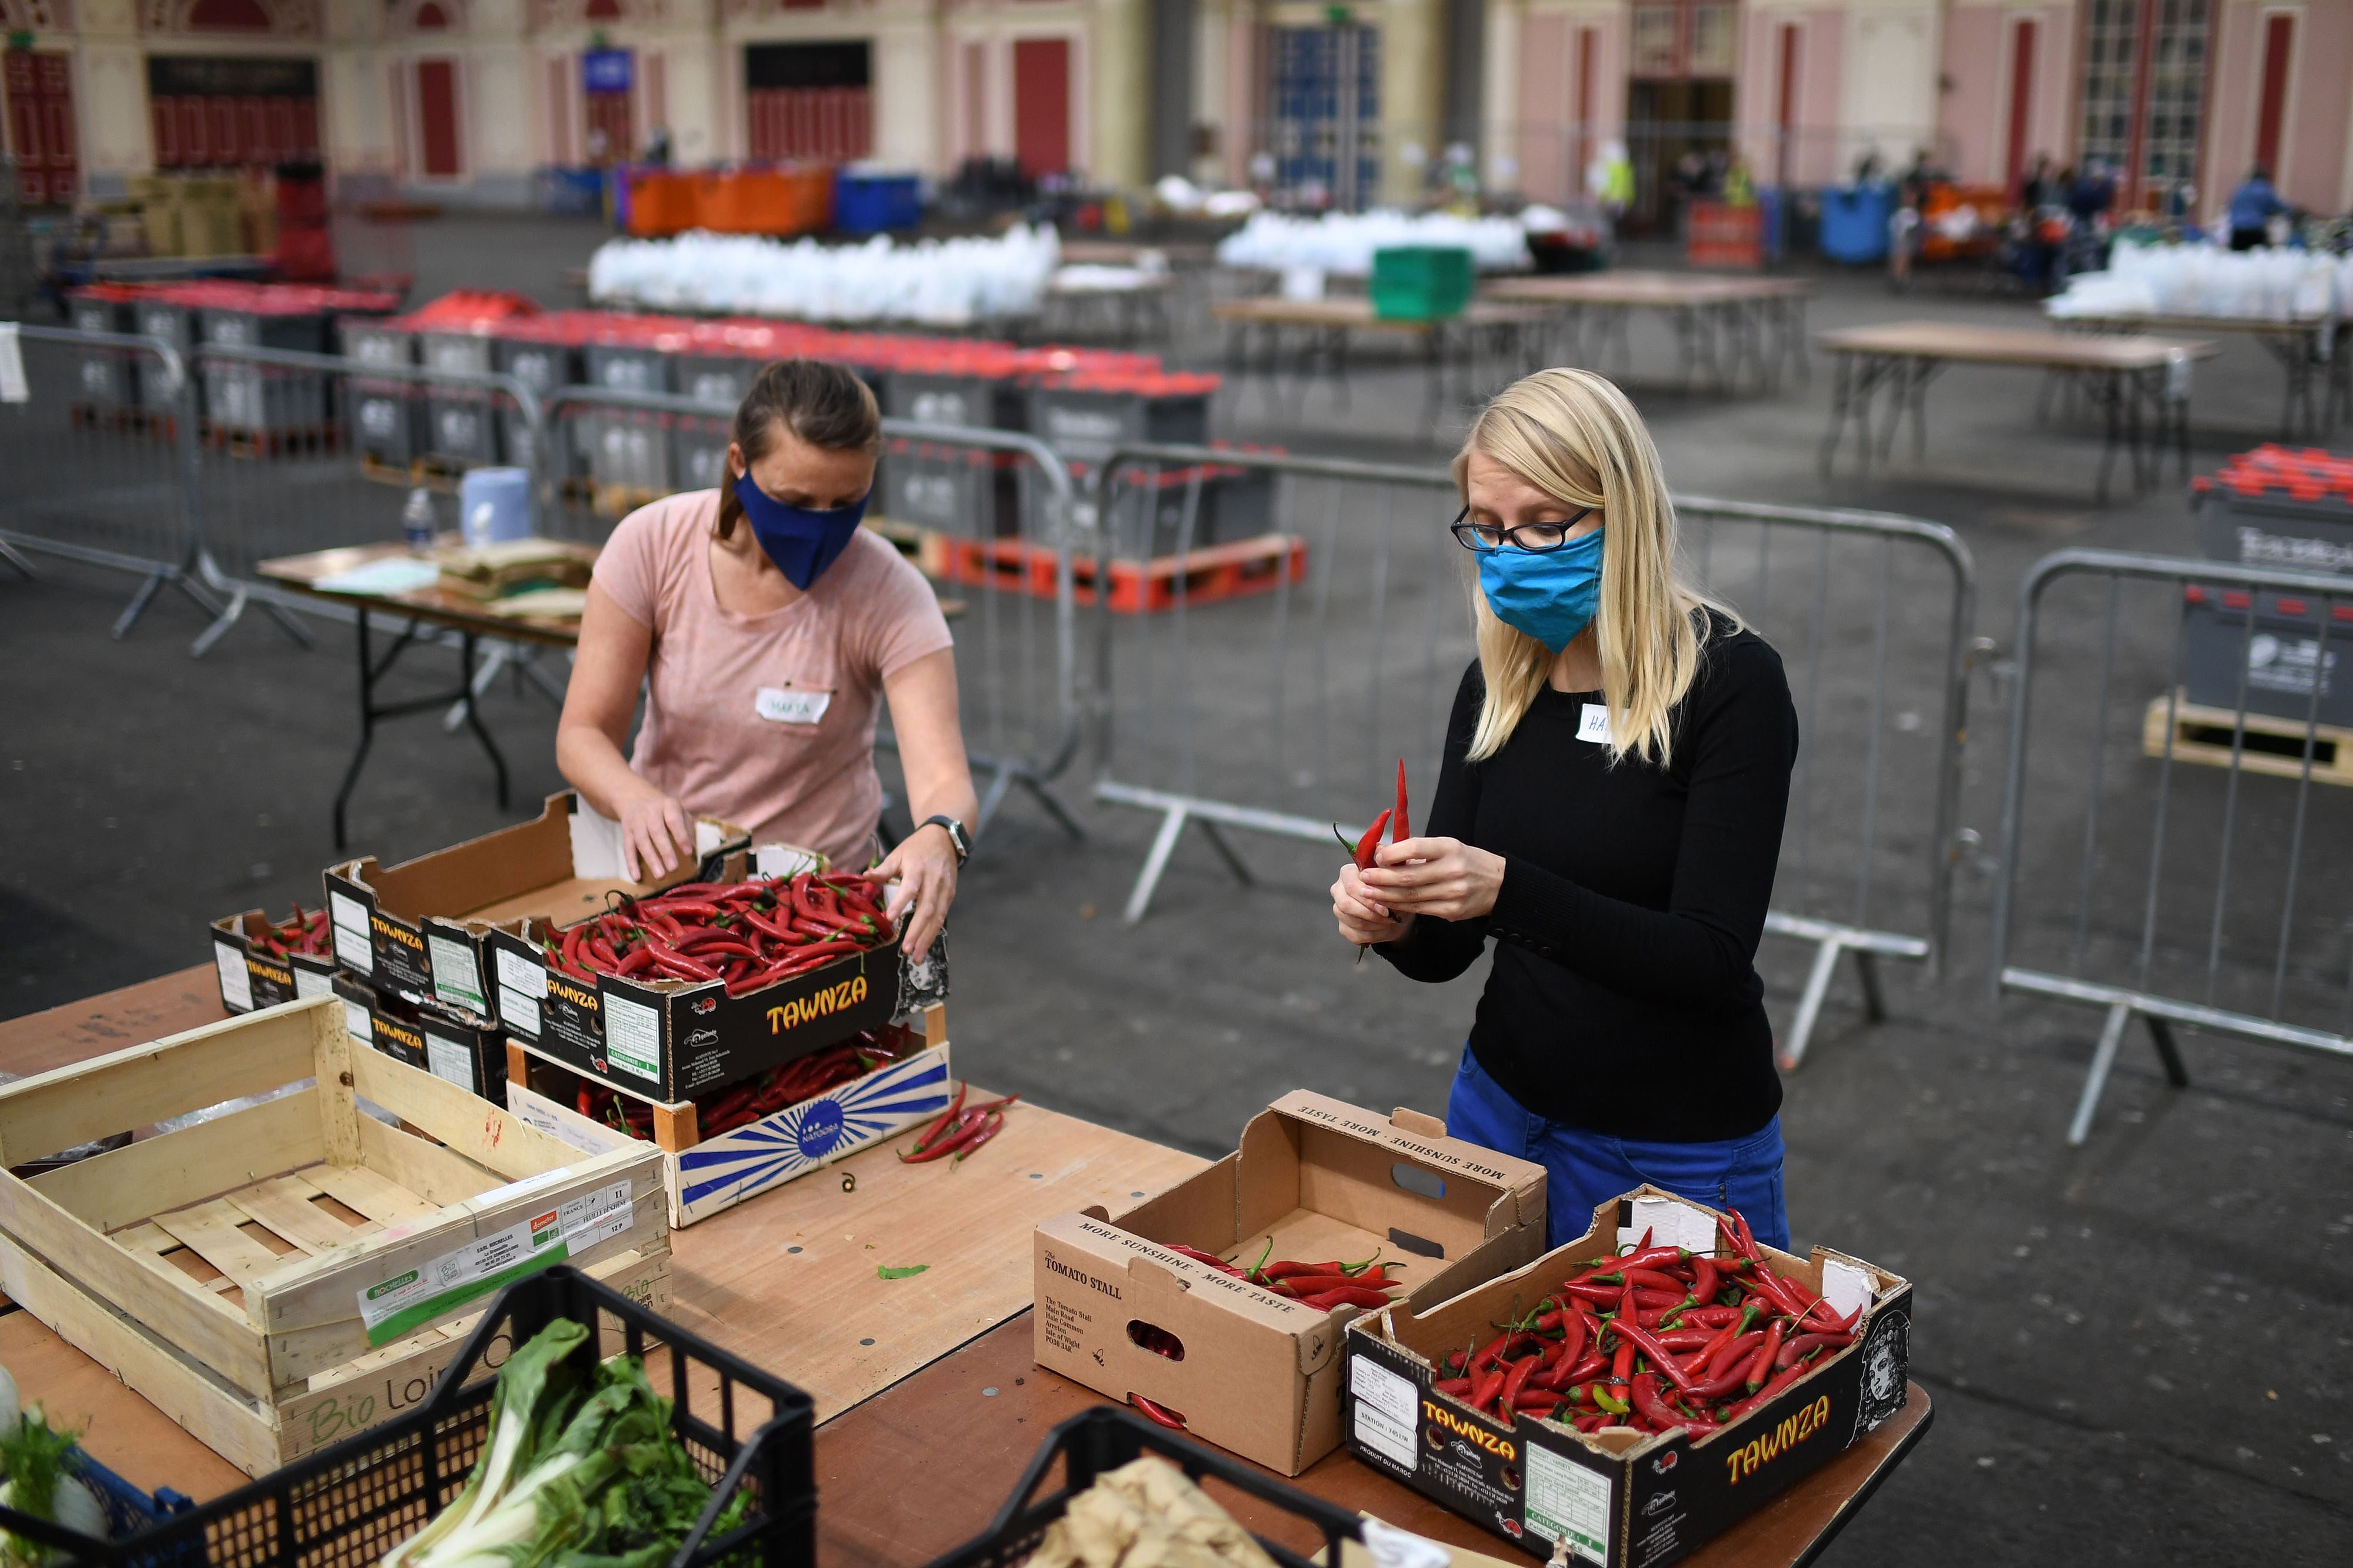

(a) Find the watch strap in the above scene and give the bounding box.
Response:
[920,813,970,862]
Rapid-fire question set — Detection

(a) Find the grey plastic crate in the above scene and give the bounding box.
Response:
[880,442,1020,538]
[2182,595,2353,727]
[1101,466,1275,559]
[419,331,504,467]
[349,382,424,467]
[671,409,734,493]
[885,372,1024,432]
[66,293,141,410]
[494,335,581,480]
[132,298,196,412]
[1028,384,1210,464]
[2196,486,2353,577]
[587,406,674,497]
[201,306,329,435]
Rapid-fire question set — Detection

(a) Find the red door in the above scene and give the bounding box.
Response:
[416,59,462,177]
[4,51,75,205]
[1012,38,1070,178]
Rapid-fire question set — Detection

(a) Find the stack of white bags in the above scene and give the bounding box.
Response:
[586,225,1064,325]
[1213,209,1534,275]
[2047,239,2352,322]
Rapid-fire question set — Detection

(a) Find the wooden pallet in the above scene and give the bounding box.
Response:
[68,404,177,441]
[0,999,668,1473]
[358,451,464,491]
[941,532,1309,615]
[2142,693,2353,786]
[594,482,665,521]
[207,423,340,460]
[864,515,954,579]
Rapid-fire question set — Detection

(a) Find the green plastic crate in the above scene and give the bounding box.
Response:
[1369,245,1475,321]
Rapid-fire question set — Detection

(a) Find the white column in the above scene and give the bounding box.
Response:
[1379,0,1446,202]
[1482,0,1521,190]
[1842,0,1943,174]
[1092,0,1152,186]
[872,11,942,171]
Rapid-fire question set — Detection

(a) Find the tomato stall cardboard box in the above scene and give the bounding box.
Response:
[1341,1187,1914,1568]
[211,909,339,1013]
[325,792,749,1027]
[332,973,508,1102]
[502,1005,953,1226]
[1032,1095,1549,1476]
[488,906,948,1103]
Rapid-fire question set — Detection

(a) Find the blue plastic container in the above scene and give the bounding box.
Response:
[834,169,922,234]
[0,1445,196,1565]
[1818,183,1894,263]
[460,466,534,545]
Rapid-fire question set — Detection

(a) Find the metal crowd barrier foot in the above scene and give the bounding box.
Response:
[0,538,34,578]
[1764,911,1932,1071]
[1095,779,1356,926]
[974,749,1085,842]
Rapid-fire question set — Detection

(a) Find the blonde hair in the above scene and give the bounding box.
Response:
[1454,368,1732,767]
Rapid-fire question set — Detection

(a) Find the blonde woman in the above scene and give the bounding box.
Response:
[1331,369,1799,1249]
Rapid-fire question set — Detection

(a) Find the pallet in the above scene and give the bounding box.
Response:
[358,451,463,491]
[206,423,340,460]
[864,515,954,579]
[504,1003,951,1227]
[2142,693,2353,786]
[594,482,665,520]
[940,532,1309,615]
[0,998,668,1472]
[68,404,177,441]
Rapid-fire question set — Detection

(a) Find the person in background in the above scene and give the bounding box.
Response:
[558,359,978,958]
[1331,369,1799,1250]
[2019,154,2056,212]
[2227,166,2287,251]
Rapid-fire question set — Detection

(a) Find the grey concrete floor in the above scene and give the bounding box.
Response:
[4,227,2351,1561]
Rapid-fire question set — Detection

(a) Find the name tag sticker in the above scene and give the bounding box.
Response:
[1577,703,1612,744]
[755,687,832,725]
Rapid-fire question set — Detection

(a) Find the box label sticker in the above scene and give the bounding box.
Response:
[1350,1355,1420,1473]
[496,946,548,999]
[329,892,373,975]
[1525,1444,1612,1566]
[214,942,254,1013]
[428,935,486,1016]
[501,991,543,1038]
[343,1002,374,1045]
[357,1182,631,1344]
[602,994,663,1082]
[513,1094,627,1156]
[423,1029,475,1092]
[294,966,336,1001]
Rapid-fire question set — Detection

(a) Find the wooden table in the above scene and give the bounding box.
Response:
[0,970,1930,1567]
[1813,321,2217,503]
[1482,272,1814,396]
[2049,309,2351,439]
[257,540,591,852]
[1210,297,1555,432]
[815,1315,1932,1568]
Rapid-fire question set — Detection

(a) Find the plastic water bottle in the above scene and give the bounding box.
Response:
[402,487,436,555]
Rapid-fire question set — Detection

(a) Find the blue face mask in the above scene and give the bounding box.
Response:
[1476,528,1605,653]
[734,473,868,590]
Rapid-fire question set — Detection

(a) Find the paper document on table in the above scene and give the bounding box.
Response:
[315,558,442,595]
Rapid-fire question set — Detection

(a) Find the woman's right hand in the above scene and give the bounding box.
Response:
[1332,862,1412,948]
[619,788,696,883]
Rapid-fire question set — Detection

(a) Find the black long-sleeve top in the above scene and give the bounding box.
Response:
[1380,618,1798,1142]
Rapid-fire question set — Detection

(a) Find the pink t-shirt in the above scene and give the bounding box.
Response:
[593,489,953,866]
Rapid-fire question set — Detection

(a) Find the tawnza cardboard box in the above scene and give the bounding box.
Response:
[1342,1187,1914,1568]
[1033,1094,1549,1476]
[324,792,748,1026]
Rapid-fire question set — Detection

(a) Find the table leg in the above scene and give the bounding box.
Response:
[455,629,512,811]
[1329,327,1352,413]
[2094,370,2123,505]
[1819,354,1854,476]
[1788,297,1812,387]
[334,608,418,855]
[1422,324,1445,435]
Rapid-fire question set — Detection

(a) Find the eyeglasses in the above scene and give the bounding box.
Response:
[1449,505,1598,553]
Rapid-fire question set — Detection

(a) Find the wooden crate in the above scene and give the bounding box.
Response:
[0,997,669,1474]
[2141,693,2353,786]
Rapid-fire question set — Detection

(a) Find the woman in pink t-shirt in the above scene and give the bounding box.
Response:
[557,359,977,954]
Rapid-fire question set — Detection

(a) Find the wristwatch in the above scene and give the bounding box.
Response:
[920,813,971,863]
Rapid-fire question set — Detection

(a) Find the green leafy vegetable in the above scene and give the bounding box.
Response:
[381,1319,743,1568]
[876,1265,929,1280]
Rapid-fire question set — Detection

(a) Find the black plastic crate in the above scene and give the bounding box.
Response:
[2182,590,2353,726]
[1099,466,1277,559]
[494,333,582,480]
[924,1407,1360,1568]
[55,1267,815,1568]
[886,372,1025,432]
[1027,384,1211,464]
[67,291,140,410]
[880,438,1021,539]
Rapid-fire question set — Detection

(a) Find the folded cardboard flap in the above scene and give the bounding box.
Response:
[568,798,732,881]
[1265,1090,1549,1250]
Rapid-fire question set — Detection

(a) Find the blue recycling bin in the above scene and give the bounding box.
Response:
[1818,183,1894,263]
[834,168,923,234]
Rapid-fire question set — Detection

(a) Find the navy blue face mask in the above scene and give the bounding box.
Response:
[733,473,869,589]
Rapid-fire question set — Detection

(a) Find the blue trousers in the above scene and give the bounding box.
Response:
[1445,1045,1790,1253]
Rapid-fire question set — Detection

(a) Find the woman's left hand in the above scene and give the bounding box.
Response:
[1360,836,1507,922]
[872,823,959,957]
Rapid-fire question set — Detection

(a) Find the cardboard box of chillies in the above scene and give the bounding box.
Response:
[490,868,948,1106]
[504,1010,954,1226]
[1342,1188,1914,1568]
[210,905,339,1013]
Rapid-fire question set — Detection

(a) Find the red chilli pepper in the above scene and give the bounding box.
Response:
[1339,810,1392,870]
[1129,1394,1187,1430]
[1745,1319,1788,1393]
[1392,759,1410,842]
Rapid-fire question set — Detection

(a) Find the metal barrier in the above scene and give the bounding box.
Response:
[0,323,222,636]
[539,385,1087,840]
[185,341,551,661]
[1989,548,2353,1143]
[1086,445,1978,1069]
